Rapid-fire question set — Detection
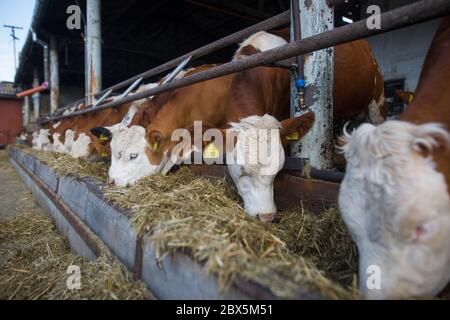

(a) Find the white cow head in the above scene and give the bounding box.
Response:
[222,113,314,222]
[52,133,65,153]
[71,132,93,158]
[64,129,75,155]
[91,124,159,186]
[339,121,450,299]
[35,129,52,151]
[32,132,39,149]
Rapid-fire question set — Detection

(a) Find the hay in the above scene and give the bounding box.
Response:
[21,147,108,182]
[0,213,151,300]
[104,167,359,299]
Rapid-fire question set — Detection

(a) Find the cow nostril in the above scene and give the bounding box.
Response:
[107,177,115,185]
[257,213,275,223]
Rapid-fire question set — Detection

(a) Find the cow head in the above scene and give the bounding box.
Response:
[64,129,75,154]
[91,124,159,186]
[52,133,65,153]
[71,132,94,158]
[32,132,39,149]
[35,129,52,151]
[339,121,450,299]
[198,113,314,222]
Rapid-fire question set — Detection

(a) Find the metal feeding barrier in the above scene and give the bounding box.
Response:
[37,0,450,183]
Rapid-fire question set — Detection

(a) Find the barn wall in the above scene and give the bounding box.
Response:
[0,99,23,144]
[362,0,441,91]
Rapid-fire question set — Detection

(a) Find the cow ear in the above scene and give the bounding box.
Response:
[279,112,315,146]
[90,127,112,144]
[147,130,163,152]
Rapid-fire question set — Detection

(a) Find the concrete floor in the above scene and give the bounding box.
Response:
[0,149,44,221]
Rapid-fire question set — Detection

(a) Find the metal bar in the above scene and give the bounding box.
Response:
[43,10,291,117]
[294,0,335,170]
[86,0,102,105]
[290,0,303,78]
[161,56,192,85]
[32,69,40,122]
[92,89,113,108]
[23,96,30,125]
[50,36,59,113]
[117,77,143,100]
[41,0,450,123]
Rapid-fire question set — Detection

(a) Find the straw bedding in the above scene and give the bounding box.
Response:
[0,213,151,300]
[16,146,359,299]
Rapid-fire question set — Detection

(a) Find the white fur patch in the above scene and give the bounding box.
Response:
[367,92,386,125]
[233,31,287,60]
[71,133,92,158]
[52,121,61,129]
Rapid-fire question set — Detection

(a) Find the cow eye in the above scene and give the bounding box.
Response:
[130,153,138,160]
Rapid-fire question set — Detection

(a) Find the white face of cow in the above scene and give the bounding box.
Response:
[226,115,285,222]
[339,121,450,299]
[71,133,92,158]
[64,129,75,155]
[224,113,314,222]
[32,132,39,149]
[107,124,161,186]
[36,129,52,151]
[52,133,65,153]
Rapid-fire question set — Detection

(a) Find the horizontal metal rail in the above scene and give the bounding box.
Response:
[47,10,292,117]
[41,0,450,123]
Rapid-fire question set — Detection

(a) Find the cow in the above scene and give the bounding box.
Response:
[338,17,450,299]
[95,29,386,222]
[93,34,313,222]
[39,81,165,159]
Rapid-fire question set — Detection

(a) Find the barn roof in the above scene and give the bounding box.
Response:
[15,0,291,89]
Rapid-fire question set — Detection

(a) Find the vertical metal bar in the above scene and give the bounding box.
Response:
[290,0,303,78]
[86,0,102,105]
[291,0,334,170]
[23,96,30,125]
[50,36,60,113]
[32,68,40,122]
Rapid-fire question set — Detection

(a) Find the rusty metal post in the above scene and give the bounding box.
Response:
[85,0,102,105]
[50,36,59,113]
[32,68,40,122]
[290,0,334,170]
[23,95,30,125]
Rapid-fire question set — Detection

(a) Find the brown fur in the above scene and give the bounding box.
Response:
[400,17,450,189]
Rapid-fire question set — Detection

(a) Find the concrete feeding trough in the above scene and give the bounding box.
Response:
[8,147,340,299]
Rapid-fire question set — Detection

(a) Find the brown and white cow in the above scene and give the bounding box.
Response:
[339,17,450,299]
[98,30,386,222]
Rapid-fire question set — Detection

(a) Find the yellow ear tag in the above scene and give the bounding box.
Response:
[99,134,109,144]
[203,143,220,159]
[285,131,300,141]
[101,151,109,157]
[408,94,414,104]
[151,141,159,152]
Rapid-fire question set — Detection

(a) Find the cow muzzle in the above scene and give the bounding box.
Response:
[107,177,115,186]
[257,213,275,223]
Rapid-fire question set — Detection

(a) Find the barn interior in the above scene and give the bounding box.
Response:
[14,0,366,117]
